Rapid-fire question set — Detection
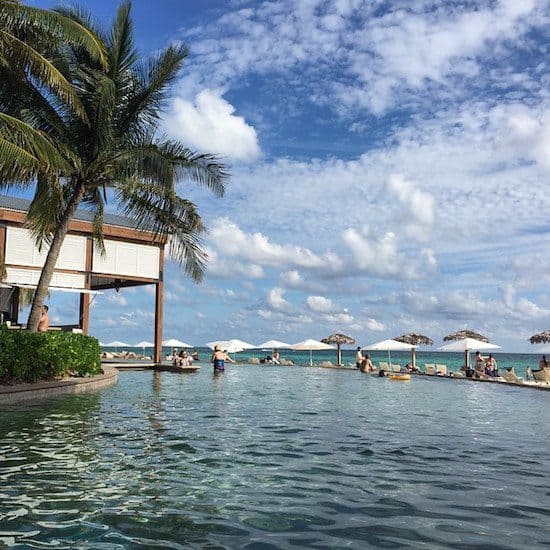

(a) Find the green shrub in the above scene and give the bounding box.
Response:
[0,326,102,384]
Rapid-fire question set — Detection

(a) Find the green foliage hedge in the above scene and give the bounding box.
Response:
[0,325,102,384]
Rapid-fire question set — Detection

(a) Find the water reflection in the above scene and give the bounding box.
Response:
[1,369,549,548]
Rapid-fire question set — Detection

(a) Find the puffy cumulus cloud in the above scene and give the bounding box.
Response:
[176,0,546,116]
[366,318,385,331]
[500,284,549,320]
[500,106,550,172]
[266,287,290,310]
[205,248,265,280]
[279,270,325,292]
[209,218,342,271]
[386,175,436,241]
[164,89,261,162]
[306,295,334,313]
[342,227,403,277]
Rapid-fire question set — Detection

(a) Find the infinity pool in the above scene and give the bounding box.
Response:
[1,367,549,548]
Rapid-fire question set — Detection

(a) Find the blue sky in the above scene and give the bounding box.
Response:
[26,0,549,351]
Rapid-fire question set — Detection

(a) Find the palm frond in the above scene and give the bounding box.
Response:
[108,1,138,81]
[2,1,108,68]
[26,172,65,247]
[0,30,87,121]
[0,111,69,181]
[117,43,188,132]
[116,180,207,282]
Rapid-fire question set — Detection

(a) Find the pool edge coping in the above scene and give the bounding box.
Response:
[0,366,118,404]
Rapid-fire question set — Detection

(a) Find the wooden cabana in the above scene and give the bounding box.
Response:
[0,195,167,363]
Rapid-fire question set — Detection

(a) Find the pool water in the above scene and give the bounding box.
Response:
[1,367,549,548]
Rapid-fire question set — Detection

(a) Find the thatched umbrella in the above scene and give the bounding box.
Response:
[443,330,489,343]
[394,333,433,369]
[529,331,550,344]
[443,330,490,369]
[321,333,355,366]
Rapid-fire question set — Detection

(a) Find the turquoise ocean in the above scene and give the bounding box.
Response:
[103,346,545,378]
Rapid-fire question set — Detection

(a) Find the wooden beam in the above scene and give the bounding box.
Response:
[79,237,93,334]
[0,209,168,245]
[154,247,165,364]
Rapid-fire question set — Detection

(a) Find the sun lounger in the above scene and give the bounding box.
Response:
[378,362,389,370]
[435,364,448,375]
[425,363,436,375]
[502,368,523,383]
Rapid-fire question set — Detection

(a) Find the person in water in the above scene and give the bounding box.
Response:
[211,345,235,372]
[360,354,375,373]
[539,355,549,369]
[355,347,363,369]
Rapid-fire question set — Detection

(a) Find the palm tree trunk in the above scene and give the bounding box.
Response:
[27,183,84,331]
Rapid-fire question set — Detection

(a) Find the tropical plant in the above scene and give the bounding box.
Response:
[0,0,107,183]
[21,1,228,331]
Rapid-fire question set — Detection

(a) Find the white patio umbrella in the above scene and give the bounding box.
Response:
[105,340,129,351]
[256,340,291,349]
[162,338,193,348]
[134,341,154,353]
[290,339,335,366]
[438,338,501,369]
[208,340,240,353]
[362,339,415,368]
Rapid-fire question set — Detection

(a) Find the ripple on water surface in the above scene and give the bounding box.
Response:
[1,367,549,548]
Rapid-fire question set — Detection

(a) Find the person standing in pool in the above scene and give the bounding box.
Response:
[211,345,235,372]
[355,347,363,369]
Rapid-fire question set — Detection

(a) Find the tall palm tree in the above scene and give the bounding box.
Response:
[0,0,107,182]
[23,2,228,331]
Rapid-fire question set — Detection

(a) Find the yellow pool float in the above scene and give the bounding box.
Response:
[389,373,411,381]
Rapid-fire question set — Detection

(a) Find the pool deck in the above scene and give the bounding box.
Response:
[0,366,118,404]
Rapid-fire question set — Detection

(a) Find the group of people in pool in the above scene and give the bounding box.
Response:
[466,351,499,378]
[171,348,199,367]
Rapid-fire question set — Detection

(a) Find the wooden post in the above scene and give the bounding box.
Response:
[154,246,164,364]
[79,237,93,334]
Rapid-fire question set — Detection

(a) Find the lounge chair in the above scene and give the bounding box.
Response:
[435,364,448,376]
[502,367,523,384]
[425,363,436,375]
[389,364,401,372]
[379,361,389,370]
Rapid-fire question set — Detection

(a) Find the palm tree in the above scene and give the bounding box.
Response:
[23,2,228,331]
[0,0,107,183]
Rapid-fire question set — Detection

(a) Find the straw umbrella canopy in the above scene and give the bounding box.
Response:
[529,331,550,344]
[443,330,490,369]
[443,330,489,343]
[439,337,500,370]
[321,333,355,366]
[394,333,433,369]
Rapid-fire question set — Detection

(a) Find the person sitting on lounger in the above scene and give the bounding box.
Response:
[485,354,498,376]
[539,355,549,369]
[474,351,486,377]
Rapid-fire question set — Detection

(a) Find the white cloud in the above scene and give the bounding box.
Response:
[306,295,334,313]
[165,89,261,161]
[266,287,290,310]
[386,174,436,241]
[342,227,402,277]
[366,318,385,331]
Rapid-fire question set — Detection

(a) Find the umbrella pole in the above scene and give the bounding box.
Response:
[388,349,392,369]
[337,343,341,366]
[310,349,313,366]
[412,348,416,369]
